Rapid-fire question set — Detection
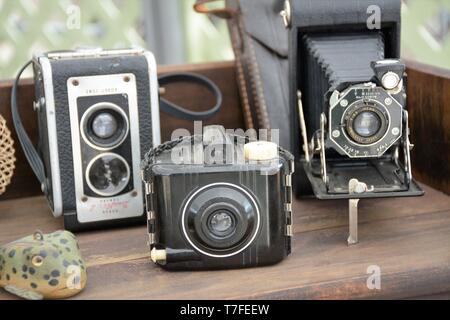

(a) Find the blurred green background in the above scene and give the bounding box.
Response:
[0,0,449,79]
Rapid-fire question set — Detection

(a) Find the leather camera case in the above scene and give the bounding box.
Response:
[195,0,292,151]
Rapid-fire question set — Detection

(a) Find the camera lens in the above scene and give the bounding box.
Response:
[86,154,130,196]
[353,111,381,138]
[92,112,118,139]
[208,210,236,237]
[183,183,260,257]
[344,102,389,145]
[81,103,129,150]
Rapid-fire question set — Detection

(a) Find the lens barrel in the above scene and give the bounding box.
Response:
[182,183,260,257]
[86,153,130,196]
[344,102,389,145]
[81,103,129,150]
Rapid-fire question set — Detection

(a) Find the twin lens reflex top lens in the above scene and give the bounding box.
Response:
[92,112,118,139]
[81,103,129,150]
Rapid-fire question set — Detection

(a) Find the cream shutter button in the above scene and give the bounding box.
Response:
[244,141,279,161]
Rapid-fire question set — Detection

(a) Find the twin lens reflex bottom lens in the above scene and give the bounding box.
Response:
[87,154,130,196]
[352,111,382,138]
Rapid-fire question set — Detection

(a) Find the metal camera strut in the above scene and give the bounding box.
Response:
[347,179,374,245]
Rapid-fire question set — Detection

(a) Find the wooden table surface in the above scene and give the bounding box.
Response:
[1,183,449,300]
[0,61,449,300]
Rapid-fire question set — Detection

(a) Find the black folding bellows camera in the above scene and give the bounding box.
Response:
[286,0,424,200]
[141,126,294,270]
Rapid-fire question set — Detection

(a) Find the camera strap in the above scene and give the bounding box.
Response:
[11,61,223,187]
[11,61,47,187]
[158,72,222,121]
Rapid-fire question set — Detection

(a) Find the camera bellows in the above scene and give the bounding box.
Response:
[0,115,15,195]
[244,141,278,161]
[305,33,385,87]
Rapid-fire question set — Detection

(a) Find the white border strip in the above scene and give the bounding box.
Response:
[181,183,261,258]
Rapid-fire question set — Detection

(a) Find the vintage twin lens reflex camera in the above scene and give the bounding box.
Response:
[141,127,294,270]
[33,48,160,231]
[287,0,424,200]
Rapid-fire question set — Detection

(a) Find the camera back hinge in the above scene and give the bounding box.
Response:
[284,169,294,239]
[144,180,156,248]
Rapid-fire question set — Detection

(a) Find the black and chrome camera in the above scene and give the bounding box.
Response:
[141,126,294,270]
[286,0,424,200]
[13,48,160,231]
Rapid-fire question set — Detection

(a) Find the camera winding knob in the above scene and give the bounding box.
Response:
[244,141,278,161]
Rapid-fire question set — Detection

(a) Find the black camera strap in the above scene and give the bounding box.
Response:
[158,73,222,121]
[11,61,223,187]
[11,61,47,187]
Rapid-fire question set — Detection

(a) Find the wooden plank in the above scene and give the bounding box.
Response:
[407,60,450,195]
[0,183,449,300]
[0,61,244,201]
[65,209,450,300]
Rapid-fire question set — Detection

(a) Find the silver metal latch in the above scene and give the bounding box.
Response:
[280,0,292,28]
[145,182,154,195]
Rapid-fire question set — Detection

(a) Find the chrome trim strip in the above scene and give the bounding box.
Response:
[143,51,161,146]
[39,57,63,217]
[46,48,145,60]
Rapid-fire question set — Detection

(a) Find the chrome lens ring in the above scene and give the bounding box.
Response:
[85,153,130,197]
[80,102,129,151]
[344,102,389,145]
[181,183,261,258]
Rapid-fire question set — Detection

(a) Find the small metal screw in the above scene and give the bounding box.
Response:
[124,76,130,82]
[392,127,400,136]
[81,196,88,203]
[332,130,341,138]
[340,99,349,107]
[385,98,393,106]
[72,79,79,86]
[131,191,138,197]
